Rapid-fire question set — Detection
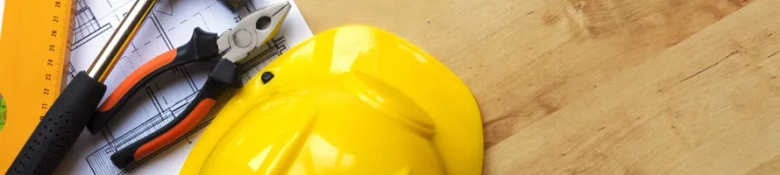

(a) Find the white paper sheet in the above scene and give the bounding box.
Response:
[0,0,5,38]
[55,0,312,174]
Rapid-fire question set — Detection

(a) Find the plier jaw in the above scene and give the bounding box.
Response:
[218,2,292,63]
[84,1,292,169]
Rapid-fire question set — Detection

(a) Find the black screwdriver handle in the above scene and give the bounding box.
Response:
[6,71,106,175]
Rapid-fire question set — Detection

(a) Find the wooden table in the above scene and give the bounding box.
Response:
[296,0,780,174]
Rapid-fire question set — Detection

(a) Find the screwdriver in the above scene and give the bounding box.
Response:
[5,0,158,174]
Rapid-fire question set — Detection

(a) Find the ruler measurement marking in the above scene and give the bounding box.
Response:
[38,0,71,118]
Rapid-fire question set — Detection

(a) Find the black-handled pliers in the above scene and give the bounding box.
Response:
[85,2,292,168]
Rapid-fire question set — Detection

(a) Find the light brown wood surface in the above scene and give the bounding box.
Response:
[295,0,780,174]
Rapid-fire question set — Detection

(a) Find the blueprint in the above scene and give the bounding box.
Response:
[56,0,313,174]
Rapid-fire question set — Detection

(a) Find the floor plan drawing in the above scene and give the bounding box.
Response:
[71,0,112,51]
[56,0,313,174]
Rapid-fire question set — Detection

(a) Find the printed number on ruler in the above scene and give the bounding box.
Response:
[39,0,69,119]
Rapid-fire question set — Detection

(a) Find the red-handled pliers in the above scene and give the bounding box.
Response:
[85,2,292,169]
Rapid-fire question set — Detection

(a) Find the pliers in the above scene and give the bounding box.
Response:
[84,2,292,168]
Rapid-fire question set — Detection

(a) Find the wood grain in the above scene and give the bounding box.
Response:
[295,0,780,174]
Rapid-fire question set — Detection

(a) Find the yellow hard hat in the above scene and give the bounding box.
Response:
[180,25,483,174]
